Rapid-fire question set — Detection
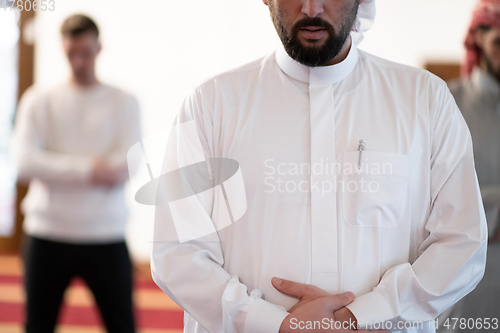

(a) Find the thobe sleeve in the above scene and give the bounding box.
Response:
[346,77,488,330]
[151,83,289,333]
[15,87,94,184]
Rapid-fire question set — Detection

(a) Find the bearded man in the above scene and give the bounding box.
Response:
[151,1,488,333]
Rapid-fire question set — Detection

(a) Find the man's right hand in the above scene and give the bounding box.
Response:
[91,157,127,187]
[273,278,388,333]
[278,292,355,333]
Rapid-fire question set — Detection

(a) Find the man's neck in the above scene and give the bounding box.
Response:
[70,75,99,87]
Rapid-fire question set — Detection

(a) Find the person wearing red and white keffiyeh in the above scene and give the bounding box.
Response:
[438,1,500,332]
[463,0,500,78]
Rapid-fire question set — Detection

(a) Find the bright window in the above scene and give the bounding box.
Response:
[0,10,19,236]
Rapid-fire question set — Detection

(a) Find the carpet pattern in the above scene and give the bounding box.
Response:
[0,255,184,333]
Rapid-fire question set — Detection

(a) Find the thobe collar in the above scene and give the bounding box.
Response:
[275,38,359,87]
[471,66,500,98]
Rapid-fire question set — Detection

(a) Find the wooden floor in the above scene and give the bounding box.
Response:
[0,255,184,333]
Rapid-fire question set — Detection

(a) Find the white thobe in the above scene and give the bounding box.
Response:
[151,40,488,333]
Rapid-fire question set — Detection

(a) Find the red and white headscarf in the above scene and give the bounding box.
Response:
[463,0,500,76]
[352,0,376,45]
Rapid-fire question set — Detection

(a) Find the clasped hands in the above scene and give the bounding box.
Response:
[91,157,128,187]
[272,277,388,333]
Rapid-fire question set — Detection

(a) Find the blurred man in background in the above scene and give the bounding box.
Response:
[15,14,140,333]
[438,0,500,331]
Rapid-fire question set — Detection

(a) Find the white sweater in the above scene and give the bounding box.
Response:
[15,82,141,243]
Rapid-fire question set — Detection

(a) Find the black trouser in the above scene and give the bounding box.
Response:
[23,236,136,333]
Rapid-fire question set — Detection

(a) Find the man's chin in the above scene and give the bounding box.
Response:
[494,69,500,83]
[486,68,500,84]
[297,37,328,49]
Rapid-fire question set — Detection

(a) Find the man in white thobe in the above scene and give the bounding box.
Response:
[150,1,488,332]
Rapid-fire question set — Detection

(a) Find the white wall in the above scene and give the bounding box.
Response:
[359,0,477,66]
[33,0,478,261]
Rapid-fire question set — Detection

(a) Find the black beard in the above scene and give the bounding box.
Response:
[484,53,500,84]
[269,1,359,67]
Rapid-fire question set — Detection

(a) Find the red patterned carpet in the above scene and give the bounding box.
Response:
[0,255,184,333]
